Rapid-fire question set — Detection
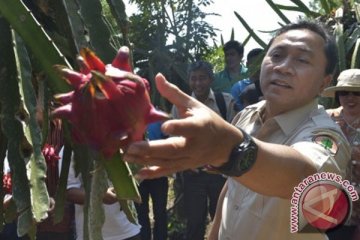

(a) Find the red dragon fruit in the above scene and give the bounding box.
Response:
[3,173,12,195]
[42,144,60,167]
[52,46,169,158]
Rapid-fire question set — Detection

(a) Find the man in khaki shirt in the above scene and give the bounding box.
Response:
[124,20,351,240]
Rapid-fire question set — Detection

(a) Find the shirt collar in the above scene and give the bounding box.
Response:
[274,99,319,136]
[225,64,248,76]
[246,99,319,136]
[191,89,215,102]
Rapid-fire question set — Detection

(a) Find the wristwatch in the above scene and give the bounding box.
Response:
[214,127,258,177]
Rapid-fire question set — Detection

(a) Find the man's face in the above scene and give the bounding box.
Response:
[224,49,242,69]
[260,29,331,116]
[189,69,212,100]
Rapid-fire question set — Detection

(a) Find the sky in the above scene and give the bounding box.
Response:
[203,0,311,56]
[124,0,311,57]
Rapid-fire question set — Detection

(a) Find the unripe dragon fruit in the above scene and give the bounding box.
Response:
[52,47,169,158]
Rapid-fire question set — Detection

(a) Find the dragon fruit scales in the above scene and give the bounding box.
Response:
[52,47,169,158]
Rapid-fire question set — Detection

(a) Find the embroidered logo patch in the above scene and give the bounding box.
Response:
[312,135,338,155]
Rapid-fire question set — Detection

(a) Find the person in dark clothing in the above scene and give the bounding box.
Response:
[135,121,169,240]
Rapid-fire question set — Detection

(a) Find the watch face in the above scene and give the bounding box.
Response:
[239,146,257,171]
[215,128,258,177]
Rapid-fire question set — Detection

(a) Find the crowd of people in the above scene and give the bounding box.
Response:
[2,19,360,240]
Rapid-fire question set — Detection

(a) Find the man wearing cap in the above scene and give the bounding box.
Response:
[322,69,360,240]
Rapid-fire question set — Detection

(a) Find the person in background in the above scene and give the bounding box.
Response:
[135,121,168,240]
[36,119,75,240]
[322,69,360,240]
[34,92,75,240]
[231,48,264,111]
[238,83,262,108]
[66,151,141,240]
[0,97,75,240]
[1,158,30,240]
[212,40,248,93]
[171,60,236,240]
[123,20,351,240]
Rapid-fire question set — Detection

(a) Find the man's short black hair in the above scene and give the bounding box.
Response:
[223,40,244,56]
[267,20,338,75]
[247,48,264,62]
[187,61,214,81]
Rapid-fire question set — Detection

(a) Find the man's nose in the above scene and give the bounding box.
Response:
[273,58,294,75]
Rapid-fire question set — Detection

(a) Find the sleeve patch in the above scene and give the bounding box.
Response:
[312,135,338,155]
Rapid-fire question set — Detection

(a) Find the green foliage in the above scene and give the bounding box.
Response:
[234,12,267,49]
[308,0,343,14]
[127,0,218,109]
[0,0,139,238]
[0,0,71,94]
[204,45,225,73]
[14,32,49,224]
[0,19,34,238]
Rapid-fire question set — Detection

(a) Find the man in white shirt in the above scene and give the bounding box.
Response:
[64,149,141,240]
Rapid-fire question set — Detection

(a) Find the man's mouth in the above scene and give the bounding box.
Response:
[271,80,291,88]
[344,102,357,108]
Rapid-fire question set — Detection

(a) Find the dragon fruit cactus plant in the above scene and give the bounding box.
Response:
[52,46,169,158]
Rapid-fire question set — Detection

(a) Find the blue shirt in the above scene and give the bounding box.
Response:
[231,78,252,111]
[146,121,167,140]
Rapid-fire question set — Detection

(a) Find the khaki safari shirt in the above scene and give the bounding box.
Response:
[220,100,350,240]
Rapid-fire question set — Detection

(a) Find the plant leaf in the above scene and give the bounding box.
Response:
[0,0,72,94]
[234,12,267,48]
[0,17,33,237]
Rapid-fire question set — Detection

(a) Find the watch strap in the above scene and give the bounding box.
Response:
[214,127,258,177]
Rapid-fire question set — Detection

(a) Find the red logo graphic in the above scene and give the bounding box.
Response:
[301,182,350,230]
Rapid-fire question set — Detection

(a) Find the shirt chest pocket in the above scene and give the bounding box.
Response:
[231,187,265,218]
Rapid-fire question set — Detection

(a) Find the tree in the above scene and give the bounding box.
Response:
[128,0,219,109]
[308,0,343,14]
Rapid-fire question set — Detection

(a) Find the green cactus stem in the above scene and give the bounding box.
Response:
[0,19,33,237]
[103,151,140,223]
[0,0,71,94]
[13,30,50,223]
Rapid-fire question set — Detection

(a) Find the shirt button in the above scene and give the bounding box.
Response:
[234,205,239,210]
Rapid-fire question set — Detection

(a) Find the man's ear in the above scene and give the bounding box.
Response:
[320,74,333,92]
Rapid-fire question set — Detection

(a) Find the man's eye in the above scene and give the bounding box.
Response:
[270,53,282,60]
[298,58,310,63]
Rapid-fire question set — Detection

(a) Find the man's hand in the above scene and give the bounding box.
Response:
[103,187,118,205]
[124,73,243,179]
